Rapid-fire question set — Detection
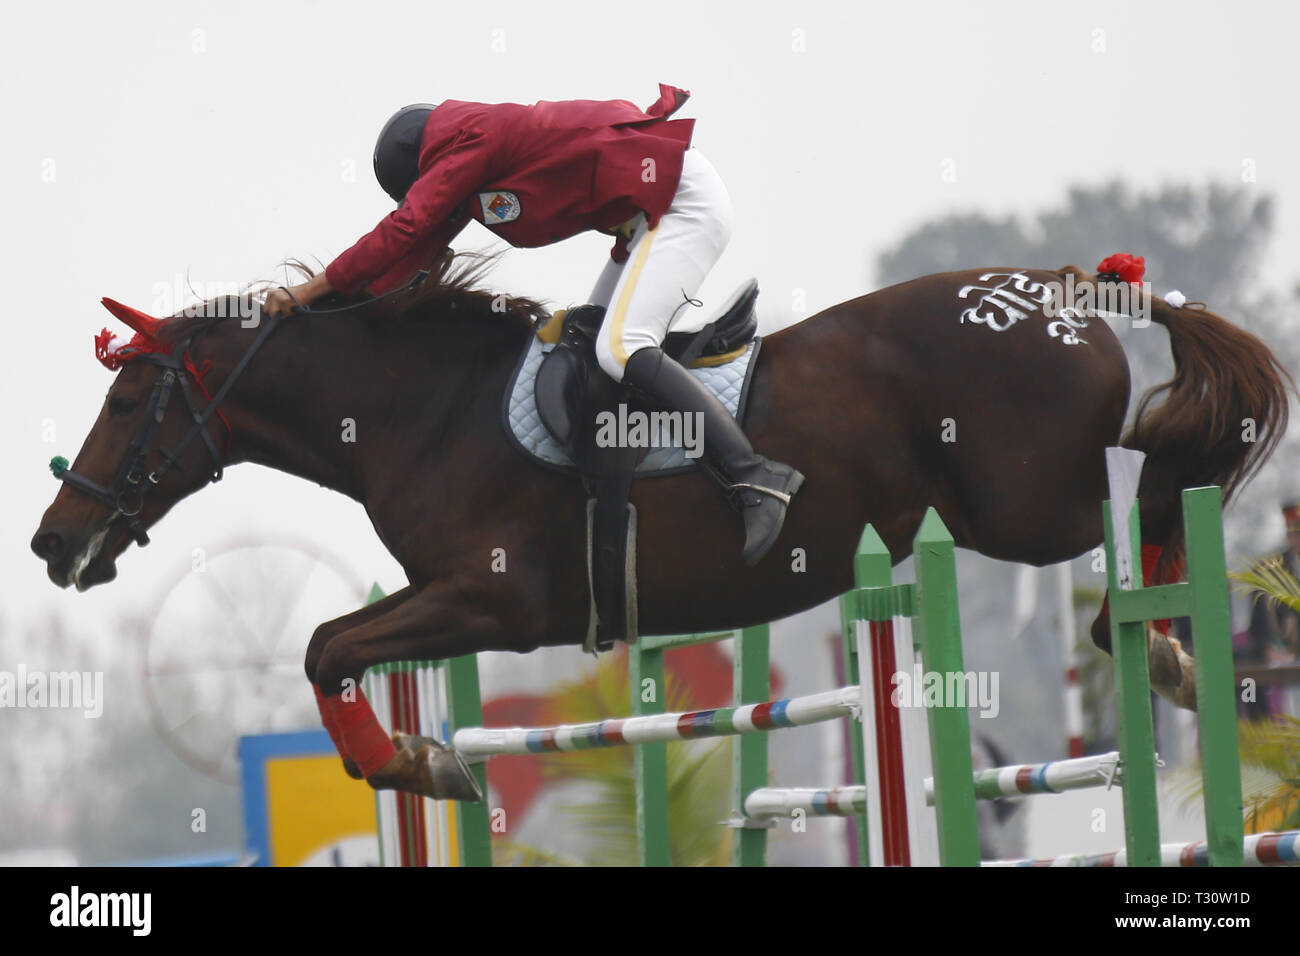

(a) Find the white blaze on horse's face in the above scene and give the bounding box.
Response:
[70,522,112,592]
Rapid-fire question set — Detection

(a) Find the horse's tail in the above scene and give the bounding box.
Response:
[1119,287,1293,575]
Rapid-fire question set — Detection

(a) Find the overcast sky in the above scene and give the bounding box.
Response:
[5,0,1299,652]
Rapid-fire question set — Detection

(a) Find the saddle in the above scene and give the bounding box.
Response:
[532,279,760,652]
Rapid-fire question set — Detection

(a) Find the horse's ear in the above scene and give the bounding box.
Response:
[101,297,166,341]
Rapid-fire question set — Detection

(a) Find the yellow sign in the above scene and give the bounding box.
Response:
[241,731,378,866]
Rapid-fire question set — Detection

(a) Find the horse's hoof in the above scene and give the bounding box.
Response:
[1147,630,1184,688]
[1169,639,1198,710]
[342,756,363,780]
[1148,631,1198,711]
[393,730,447,753]
[427,748,483,802]
[369,735,483,803]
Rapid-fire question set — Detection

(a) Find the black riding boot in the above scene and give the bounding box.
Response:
[622,347,804,566]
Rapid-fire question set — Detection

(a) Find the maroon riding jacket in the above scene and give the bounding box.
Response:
[325,83,696,297]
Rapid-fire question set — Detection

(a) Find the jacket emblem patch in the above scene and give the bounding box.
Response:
[479,191,521,224]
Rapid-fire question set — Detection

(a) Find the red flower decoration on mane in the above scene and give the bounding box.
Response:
[1096,253,1146,284]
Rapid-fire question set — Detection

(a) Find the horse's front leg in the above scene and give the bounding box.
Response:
[305,585,417,779]
[312,581,518,801]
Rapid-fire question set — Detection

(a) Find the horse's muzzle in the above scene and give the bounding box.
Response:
[31,520,120,591]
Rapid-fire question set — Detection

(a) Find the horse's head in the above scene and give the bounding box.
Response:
[32,256,546,591]
[31,295,263,590]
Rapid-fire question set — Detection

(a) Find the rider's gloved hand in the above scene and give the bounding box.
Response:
[264,274,334,318]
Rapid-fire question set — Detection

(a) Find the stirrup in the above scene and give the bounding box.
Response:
[727,481,795,506]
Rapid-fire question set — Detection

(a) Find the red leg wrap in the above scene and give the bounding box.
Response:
[323,689,397,777]
[314,684,348,759]
[1140,544,1184,637]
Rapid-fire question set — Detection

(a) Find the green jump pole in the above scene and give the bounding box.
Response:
[444,653,492,867]
[635,625,772,867]
[632,641,671,866]
[912,508,980,866]
[732,624,771,867]
[1102,487,1243,867]
[1101,498,1161,867]
[1181,487,1243,867]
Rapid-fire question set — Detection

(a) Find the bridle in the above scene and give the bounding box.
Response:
[49,270,430,547]
[52,310,285,546]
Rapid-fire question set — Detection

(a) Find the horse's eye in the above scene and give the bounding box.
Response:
[109,397,139,416]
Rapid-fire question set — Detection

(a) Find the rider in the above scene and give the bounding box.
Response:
[264,84,802,565]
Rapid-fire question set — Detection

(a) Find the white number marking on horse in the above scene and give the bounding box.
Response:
[956,272,1090,345]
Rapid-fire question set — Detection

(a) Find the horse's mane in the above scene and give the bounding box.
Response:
[158,249,549,344]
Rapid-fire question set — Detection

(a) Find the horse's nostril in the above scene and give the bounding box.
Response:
[32,531,65,560]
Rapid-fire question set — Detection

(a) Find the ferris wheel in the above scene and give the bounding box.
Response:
[141,535,372,783]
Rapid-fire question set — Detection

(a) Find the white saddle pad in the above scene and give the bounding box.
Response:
[505,336,759,474]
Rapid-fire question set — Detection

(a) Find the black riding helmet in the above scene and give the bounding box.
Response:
[373,103,436,203]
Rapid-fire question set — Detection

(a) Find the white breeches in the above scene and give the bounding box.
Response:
[592,148,734,382]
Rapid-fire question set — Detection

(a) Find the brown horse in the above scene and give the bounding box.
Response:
[32,256,1291,795]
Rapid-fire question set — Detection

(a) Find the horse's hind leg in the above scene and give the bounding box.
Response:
[314,581,522,801]
[1089,607,1198,710]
